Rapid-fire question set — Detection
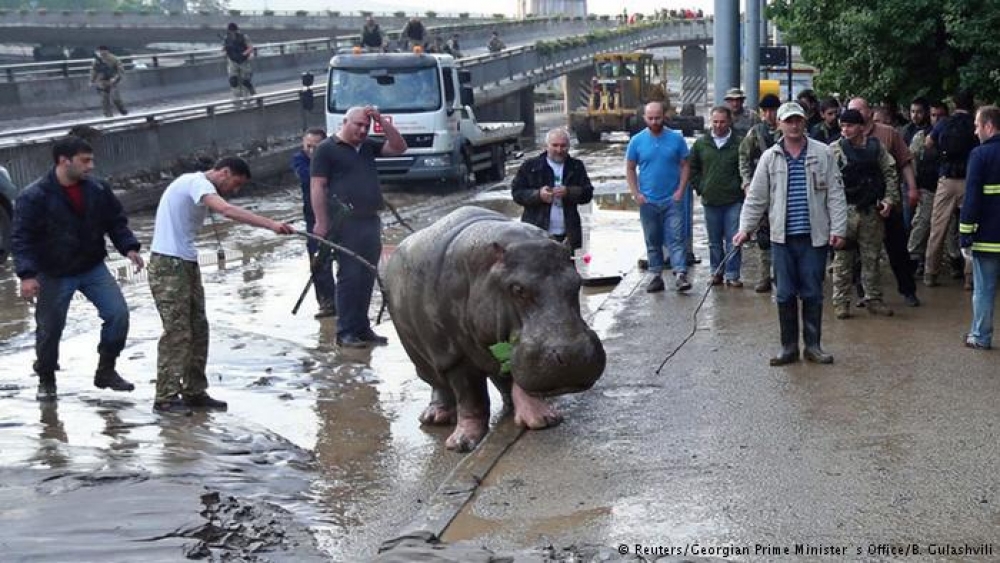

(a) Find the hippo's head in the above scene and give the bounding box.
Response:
[481,237,606,396]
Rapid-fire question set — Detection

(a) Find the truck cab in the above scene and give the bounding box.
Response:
[326,51,522,188]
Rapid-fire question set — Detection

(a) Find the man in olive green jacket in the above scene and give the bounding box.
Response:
[689,106,745,285]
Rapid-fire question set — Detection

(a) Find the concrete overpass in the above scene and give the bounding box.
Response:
[0,19,713,189]
[0,10,588,48]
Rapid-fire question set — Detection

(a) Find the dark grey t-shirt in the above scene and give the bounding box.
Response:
[310,137,385,216]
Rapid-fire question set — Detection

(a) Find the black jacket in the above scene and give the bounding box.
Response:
[12,170,140,279]
[511,152,594,249]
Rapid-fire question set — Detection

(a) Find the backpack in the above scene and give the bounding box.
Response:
[937,113,978,178]
[838,137,886,210]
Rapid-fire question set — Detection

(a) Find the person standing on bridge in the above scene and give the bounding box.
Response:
[487,31,506,54]
[735,102,847,366]
[12,136,143,402]
[400,17,426,52]
[310,106,407,348]
[511,127,595,250]
[360,16,385,52]
[223,23,255,101]
[292,128,337,319]
[90,45,128,118]
[148,157,295,414]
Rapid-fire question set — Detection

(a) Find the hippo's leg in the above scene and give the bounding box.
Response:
[443,362,491,452]
[489,373,514,417]
[419,386,457,426]
[512,382,564,430]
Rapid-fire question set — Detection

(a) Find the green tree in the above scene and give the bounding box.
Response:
[769,0,1000,103]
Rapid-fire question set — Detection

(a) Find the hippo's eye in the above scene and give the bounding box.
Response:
[510,283,526,298]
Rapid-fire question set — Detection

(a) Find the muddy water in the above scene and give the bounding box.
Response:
[0,114,656,561]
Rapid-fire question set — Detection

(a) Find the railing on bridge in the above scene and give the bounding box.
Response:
[0,19,712,187]
[0,16,574,83]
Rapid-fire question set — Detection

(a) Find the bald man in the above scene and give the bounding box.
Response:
[310,106,407,348]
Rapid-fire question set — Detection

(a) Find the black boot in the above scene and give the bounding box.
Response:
[35,368,57,402]
[94,354,135,392]
[770,301,800,366]
[802,301,834,364]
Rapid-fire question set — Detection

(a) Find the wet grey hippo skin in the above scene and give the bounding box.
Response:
[385,206,606,452]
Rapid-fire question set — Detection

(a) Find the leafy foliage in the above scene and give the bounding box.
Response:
[769,0,1000,103]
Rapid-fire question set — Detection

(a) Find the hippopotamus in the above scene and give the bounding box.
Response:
[385,206,606,452]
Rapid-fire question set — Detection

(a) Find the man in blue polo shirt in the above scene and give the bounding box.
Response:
[626,101,692,293]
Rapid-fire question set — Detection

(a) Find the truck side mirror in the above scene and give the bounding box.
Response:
[460,86,474,107]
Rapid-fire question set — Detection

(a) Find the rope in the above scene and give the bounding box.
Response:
[654,243,743,375]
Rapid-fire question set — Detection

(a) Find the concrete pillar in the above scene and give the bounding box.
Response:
[760,0,768,46]
[745,0,761,109]
[680,45,708,112]
[712,0,740,106]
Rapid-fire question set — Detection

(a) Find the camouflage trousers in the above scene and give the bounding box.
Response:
[95,80,127,117]
[148,253,209,402]
[227,59,254,99]
[832,207,885,306]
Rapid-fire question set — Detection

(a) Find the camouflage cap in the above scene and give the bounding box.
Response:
[724,88,746,100]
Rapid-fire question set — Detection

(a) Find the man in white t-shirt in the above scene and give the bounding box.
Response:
[148,157,295,414]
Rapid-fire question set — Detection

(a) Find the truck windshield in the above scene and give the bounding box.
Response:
[329,66,441,113]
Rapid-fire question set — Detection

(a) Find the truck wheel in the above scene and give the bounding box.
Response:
[0,205,10,265]
[486,145,506,182]
[575,123,599,144]
[455,153,474,190]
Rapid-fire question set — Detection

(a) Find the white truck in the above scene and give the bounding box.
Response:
[325,51,523,188]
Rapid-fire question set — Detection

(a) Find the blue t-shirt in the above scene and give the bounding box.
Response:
[626,128,690,204]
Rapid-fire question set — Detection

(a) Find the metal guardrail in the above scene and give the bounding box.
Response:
[0,17,565,83]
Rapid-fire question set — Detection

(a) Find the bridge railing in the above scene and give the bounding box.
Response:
[0,16,573,83]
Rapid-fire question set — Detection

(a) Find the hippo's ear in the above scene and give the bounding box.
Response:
[489,242,506,265]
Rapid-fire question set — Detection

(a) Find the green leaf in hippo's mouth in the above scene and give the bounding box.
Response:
[489,341,513,374]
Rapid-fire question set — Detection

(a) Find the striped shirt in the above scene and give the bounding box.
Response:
[784,142,811,236]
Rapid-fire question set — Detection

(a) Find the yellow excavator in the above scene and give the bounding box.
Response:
[568,52,704,142]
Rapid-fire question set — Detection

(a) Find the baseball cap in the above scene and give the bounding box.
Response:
[759,94,781,109]
[777,102,806,122]
[839,109,864,125]
[724,87,746,100]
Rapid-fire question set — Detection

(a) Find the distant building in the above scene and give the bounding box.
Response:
[517,0,586,18]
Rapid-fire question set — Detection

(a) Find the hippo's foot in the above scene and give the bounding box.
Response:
[512,383,563,430]
[445,415,489,452]
[418,402,456,426]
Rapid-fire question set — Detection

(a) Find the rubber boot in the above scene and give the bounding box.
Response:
[94,354,135,392]
[802,301,834,364]
[770,301,800,366]
[35,363,57,402]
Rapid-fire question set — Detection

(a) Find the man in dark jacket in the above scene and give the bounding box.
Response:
[292,128,336,318]
[12,136,143,401]
[511,128,594,250]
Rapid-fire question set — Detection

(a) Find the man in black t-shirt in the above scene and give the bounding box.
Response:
[310,106,407,348]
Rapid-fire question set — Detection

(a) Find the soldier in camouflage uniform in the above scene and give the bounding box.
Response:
[90,45,128,117]
[223,23,255,101]
[738,93,782,292]
[148,157,294,414]
[724,87,760,137]
[829,110,899,319]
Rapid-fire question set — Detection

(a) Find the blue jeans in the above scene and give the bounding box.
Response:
[336,216,382,339]
[639,200,686,275]
[969,253,1000,347]
[35,263,129,374]
[703,201,743,280]
[772,235,828,305]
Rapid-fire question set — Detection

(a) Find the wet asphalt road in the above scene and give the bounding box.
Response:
[0,112,645,561]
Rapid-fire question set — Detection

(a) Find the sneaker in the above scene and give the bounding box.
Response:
[754,278,772,293]
[923,274,939,287]
[645,275,665,293]
[184,393,228,411]
[153,397,193,415]
[964,335,991,350]
[710,274,724,286]
[834,304,850,319]
[36,374,57,402]
[865,299,894,317]
[675,273,692,292]
[725,279,744,288]
[94,369,135,392]
[903,293,921,307]
[337,334,372,348]
[686,253,701,265]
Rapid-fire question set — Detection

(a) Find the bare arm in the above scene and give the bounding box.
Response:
[626,159,646,204]
[368,106,407,156]
[310,176,330,237]
[673,158,690,202]
[203,193,293,234]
